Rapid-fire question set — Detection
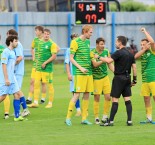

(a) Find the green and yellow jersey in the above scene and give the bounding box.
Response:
[70,37,92,75]
[140,51,148,83]
[31,37,41,68]
[143,48,155,83]
[91,48,110,80]
[0,45,4,61]
[35,39,57,73]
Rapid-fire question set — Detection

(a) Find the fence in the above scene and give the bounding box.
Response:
[0,12,155,59]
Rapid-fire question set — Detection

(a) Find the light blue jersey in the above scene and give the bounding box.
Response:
[64,48,73,74]
[0,48,16,84]
[14,41,24,76]
[64,48,74,92]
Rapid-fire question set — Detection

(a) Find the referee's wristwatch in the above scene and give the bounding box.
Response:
[97,56,101,60]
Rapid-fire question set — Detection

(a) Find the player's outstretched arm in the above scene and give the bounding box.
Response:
[141,27,155,51]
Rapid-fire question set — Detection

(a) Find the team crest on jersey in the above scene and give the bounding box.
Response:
[146,52,150,57]
[94,89,97,93]
[45,45,48,49]
[77,87,80,90]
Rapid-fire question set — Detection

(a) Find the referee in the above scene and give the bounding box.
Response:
[98,36,137,126]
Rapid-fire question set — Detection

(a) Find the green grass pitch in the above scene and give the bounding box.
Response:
[0,60,154,145]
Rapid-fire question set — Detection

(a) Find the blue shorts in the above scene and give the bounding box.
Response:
[0,82,20,96]
[15,74,23,89]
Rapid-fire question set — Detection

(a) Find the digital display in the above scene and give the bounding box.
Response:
[75,1,106,24]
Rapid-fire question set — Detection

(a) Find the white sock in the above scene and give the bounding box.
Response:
[102,115,108,120]
[48,102,52,105]
[76,108,81,112]
[27,97,32,101]
[34,100,38,104]
[41,98,45,101]
[147,116,152,121]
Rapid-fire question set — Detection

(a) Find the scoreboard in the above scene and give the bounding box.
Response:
[75,1,106,25]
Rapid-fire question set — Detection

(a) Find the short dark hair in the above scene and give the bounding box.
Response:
[141,38,149,42]
[96,37,105,44]
[44,28,51,34]
[6,35,18,46]
[35,25,44,33]
[70,33,78,40]
[117,36,127,46]
[7,29,18,36]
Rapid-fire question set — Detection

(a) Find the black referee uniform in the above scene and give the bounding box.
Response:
[111,48,135,98]
[109,47,136,126]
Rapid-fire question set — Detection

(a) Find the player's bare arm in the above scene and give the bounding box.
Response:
[141,27,155,51]
[108,63,114,73]
[70,54,88,74]
[66,63,72,81]
[91,59,104,68]
[2,63,10,86]
[15,56,23,65]
[31,48,35,61]
[42,54,57,69]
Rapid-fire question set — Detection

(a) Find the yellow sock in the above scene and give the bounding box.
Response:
[48,83,54,102]
[82,100,89,121]
[94,100,99,118]
[34,80,40,103]
[28,92,33,100]
[66,101,75,119]
[103,99,111,116]
[28,92,33,97]
[146,106,152,120]
[4,95,10,114]
[41,93,46,100]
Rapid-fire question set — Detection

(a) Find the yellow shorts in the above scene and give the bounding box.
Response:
[93,76,111,95]
[35,71,53,83]
[141,82,155,96]
[74,75,93,92]
[31,68,36,79]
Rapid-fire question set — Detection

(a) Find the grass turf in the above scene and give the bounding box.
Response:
[0,60,154,145]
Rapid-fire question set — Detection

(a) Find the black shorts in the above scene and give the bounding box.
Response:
[110,75,132,98]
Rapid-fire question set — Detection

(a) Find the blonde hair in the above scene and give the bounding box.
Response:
[82,25,93,34]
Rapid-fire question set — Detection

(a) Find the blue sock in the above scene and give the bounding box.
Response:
[13,99,20,118]
[75,99,80,109]
[20,96,27,109]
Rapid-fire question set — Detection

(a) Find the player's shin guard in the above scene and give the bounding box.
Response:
[4,95,10,114]
[94,100,99,118]
[34,80,40,103]
[103,99,111,117]
[82,100,89,121]
[109,102,118,122]
[66,101,75,119]
[20,96,27,109]
[13,99,20,118]
[125,100,132,121]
